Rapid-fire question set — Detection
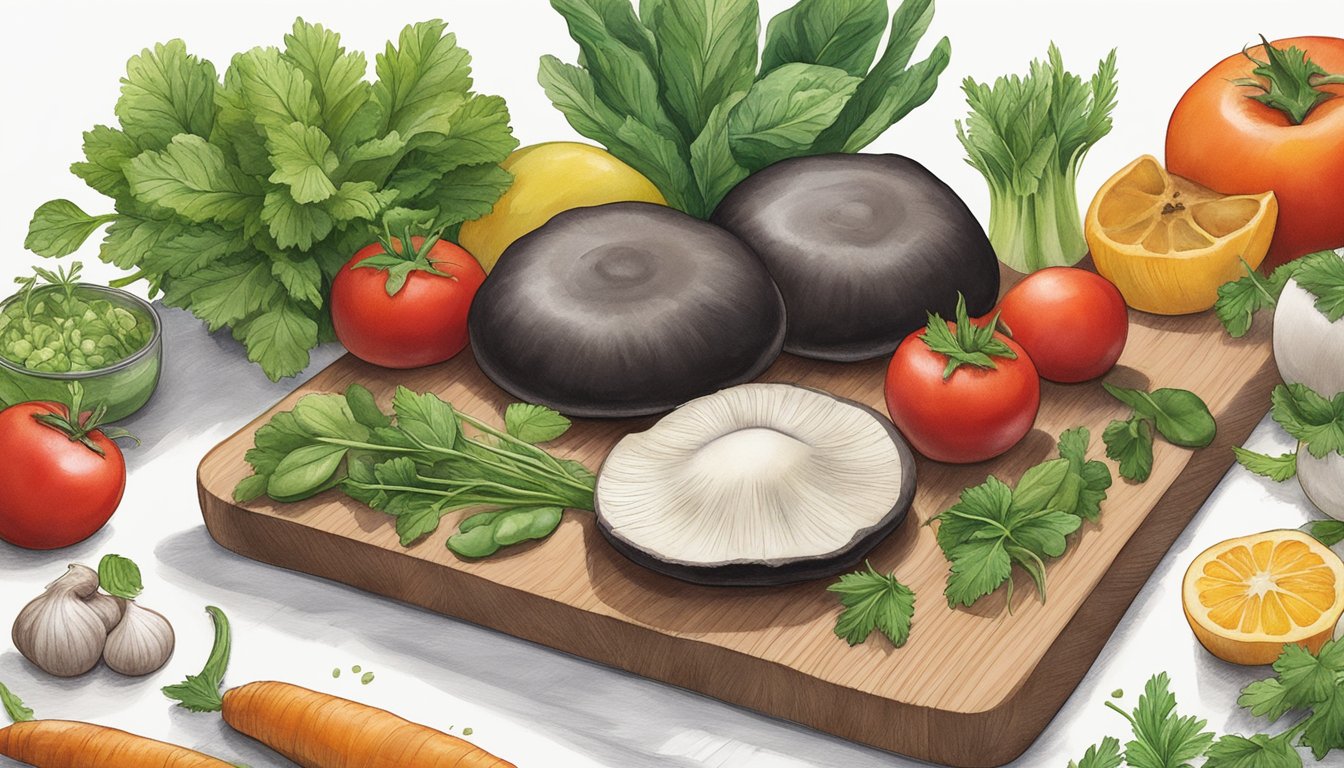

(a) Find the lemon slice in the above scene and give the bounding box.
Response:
[1183,529,1344,666]
[1086,155,1277,315]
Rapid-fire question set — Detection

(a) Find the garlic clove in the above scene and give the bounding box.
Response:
[11,565,110,677]
[103,601,175,677]
[85,592,126,634]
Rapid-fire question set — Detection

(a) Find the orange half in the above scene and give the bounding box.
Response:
[1183,529,1344,666]
[1086,155,1277,315]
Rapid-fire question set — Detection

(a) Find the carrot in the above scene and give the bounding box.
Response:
[0,721,235,767]
[0,681,233,767]
[164,607,515,768]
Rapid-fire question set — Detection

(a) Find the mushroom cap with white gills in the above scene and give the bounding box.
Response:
[595,383,917,586]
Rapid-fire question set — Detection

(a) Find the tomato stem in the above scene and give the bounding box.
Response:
[29,382,137,456]
[1235,35,1344,125]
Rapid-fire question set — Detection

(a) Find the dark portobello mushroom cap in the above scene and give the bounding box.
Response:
[712,153,1000,362]
[468,202,786,418]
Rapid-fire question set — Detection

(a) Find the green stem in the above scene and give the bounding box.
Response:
[413,474,579,505]
[345,481,565,509]
[162,606,231,713]
[108,270,147,289]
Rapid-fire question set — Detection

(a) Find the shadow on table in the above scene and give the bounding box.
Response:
[154,527,918,768]
[117,305,345,473]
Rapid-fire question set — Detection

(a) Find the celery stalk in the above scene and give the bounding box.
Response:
[958,44,1118,273]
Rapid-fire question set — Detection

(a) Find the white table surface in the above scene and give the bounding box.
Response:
[1,2,1334,766]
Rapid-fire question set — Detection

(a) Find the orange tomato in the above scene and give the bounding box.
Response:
[1166,36,1344,270]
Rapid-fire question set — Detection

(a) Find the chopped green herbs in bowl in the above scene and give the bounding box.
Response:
[0,263,162,420]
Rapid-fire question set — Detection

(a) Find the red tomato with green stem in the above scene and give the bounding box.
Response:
[885,295,1041,464]
[996,267,1128,384]
[0,387,131,550]
[331,230,487,369]
[1166,36,1344,270]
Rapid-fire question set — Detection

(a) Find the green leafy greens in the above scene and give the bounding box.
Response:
[1074,673,1218,768]
[1072,645,1344,767]
[1102,383,1216,483]
[25,19,517,381]
[931,427,1112,609]
[1213,250,1344,337]
[539,0,951,219]
[235,384,594,559]
[957,43,1118,273]
[828,562,915,647]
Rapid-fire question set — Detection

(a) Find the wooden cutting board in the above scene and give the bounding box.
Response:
[197,281,1277,767]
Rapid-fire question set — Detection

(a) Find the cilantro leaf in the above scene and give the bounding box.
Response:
[1214,259,1298,338]
[944,537,1013,608]
[1104,416,1155,482]
[1232,447,1298,482]
[1069,737,1123,768]
[828,562,916,647]
[1271,383,1344,459]
[934,430,1103,609]
[124,134,264,226]
[1055,427,1113,521]
[116,39,219,151]
[1239,640,1344,760]
[1203,733,1302,768]
[1292,250,1344,321]
[392,386,461,450]
[1118,672,1214,768]
[232,298,319,381]
[504,403,571,444]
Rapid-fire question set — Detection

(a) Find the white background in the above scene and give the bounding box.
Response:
[0,2,1337,766]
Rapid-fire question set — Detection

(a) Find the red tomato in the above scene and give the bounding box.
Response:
[996,268,1128,384]
[1166,36,1344,270]
[885,324,1041,464]
[0,402,125,550]
[331,236,487,369]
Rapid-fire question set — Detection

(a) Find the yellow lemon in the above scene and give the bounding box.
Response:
[1085,155,1277,315]
[1182,529,1344,666]
[458,142,666,272]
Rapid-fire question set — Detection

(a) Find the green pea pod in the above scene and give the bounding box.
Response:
[493,506,564,547]
[447,525,502,558]
[458,509,508,534]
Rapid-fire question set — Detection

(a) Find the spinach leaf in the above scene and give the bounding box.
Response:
[761,0,888,78]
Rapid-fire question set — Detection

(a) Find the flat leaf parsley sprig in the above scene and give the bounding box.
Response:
[235,384,594,559]
[931,427,1112,609]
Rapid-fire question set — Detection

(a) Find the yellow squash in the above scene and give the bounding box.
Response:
[1085,155,1277,315]
[458,142,666,272]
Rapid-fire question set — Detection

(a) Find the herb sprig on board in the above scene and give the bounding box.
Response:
[235,384,594,558]
[931,427,1112,608]
[1102,384,1216,483]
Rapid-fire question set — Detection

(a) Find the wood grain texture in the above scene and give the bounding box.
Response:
[197,289,1276,767]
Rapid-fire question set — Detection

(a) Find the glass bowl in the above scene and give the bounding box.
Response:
[0,284,162,421]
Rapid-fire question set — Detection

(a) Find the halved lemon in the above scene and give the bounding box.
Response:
[1086,155,1277,315]
[1182,529,1344,666]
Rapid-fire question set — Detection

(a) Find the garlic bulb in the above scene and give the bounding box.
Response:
[85,591,126,633]
[11,564,110,677]
[102,601,175,676]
